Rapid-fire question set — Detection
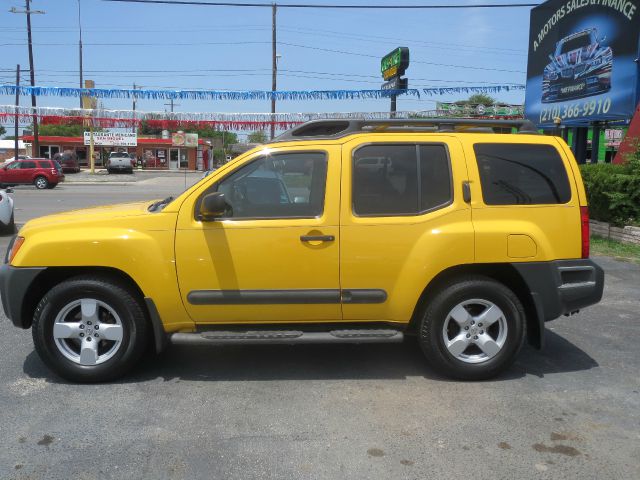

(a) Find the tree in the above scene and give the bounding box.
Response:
[456,94,496,106]
[0,125,6,137]
[248,130,268,144]
[138,120,237,145]
[38,123,87,137]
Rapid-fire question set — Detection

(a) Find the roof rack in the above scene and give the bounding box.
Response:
[273,118,538,142]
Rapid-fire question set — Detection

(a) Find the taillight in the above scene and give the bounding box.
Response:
[8,236,24,264]
[51,168,57,175]
[580,206,589,258]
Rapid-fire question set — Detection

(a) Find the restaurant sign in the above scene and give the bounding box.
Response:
[84,131,137,147]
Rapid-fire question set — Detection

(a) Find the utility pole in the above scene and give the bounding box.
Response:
[270,3,277,140]
[10,1,45,156]
[78,0,83,109]
[14,65,20,162]
[164,98,180,112]
[132,83,138,134]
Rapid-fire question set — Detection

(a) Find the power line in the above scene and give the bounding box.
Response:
[102,0,539,9]
[279,42,526,73]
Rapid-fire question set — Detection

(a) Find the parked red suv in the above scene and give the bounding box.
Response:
[0,158,64,189]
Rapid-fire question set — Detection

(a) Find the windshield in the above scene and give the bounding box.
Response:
[559,34,591,54]
[110,152,129,158]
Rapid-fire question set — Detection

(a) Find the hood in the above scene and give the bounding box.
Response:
[21,200,157,229]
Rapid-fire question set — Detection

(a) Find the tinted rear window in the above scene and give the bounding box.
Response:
[37,160,50,168]
[474,143,571,205]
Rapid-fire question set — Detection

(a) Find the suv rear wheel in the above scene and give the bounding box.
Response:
[32,276,148,382]
[34,176,49,190]
[419,276,525,380]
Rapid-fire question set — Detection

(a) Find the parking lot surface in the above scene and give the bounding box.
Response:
[0,182,638,479]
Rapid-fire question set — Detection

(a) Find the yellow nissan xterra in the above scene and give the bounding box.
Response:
[0,119,604,382]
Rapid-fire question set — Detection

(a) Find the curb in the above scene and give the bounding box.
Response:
[62,182,136,186]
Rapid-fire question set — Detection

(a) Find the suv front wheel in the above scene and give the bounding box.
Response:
[419,276,525,380]
[32,275,148,382]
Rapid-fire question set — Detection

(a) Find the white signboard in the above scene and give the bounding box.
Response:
[84,132,137,147]
[604,129,623,141]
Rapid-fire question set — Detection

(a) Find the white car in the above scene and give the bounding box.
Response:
[0,188,15,235]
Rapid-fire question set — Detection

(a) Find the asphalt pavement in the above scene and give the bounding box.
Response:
[0,179,638,479]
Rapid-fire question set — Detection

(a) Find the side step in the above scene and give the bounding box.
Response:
[169,329,404,346]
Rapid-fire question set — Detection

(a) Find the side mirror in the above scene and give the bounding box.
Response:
[5,188,13,194]
[199,192,228,220]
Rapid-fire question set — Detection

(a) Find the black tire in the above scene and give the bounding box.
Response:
[419,276,525,381]
[0,212,15,235]
[34,176,49,190]
[32,275,148,382]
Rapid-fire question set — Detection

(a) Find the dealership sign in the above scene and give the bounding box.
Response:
[83,131,137,146]
[381,47,409,81]
[525,0,640,126]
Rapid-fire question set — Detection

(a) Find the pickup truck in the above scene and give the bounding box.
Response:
[106,152,134,174]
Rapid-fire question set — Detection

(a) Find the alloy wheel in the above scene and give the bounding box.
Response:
[441,299,508,364]
[52,298,124,366]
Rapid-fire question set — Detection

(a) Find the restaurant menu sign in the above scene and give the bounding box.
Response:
[525,0,640,126]
[84,132,137,147]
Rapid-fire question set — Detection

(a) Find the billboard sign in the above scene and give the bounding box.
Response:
[83,131,137,147]
[525,0,640,126]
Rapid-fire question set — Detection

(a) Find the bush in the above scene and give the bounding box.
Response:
[580,156,640,226]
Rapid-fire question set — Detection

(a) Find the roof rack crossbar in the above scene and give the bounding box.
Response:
[273,118,538,142]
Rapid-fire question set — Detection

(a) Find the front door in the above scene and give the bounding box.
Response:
[175,145,342,324]
[169,148,179,170]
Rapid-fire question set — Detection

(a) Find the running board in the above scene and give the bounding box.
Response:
[169,329,404,346]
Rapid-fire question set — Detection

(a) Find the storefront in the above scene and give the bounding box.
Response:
[21,135,204,170]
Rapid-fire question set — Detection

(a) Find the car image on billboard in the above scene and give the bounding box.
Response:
[542,28,613,103]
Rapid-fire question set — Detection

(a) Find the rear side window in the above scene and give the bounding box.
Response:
[37,160,50,168]
[473,143,571,205]
[352,144,452,216]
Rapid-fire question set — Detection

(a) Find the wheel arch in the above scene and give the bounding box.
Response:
[408,263,543,349]
[21,266,165,351]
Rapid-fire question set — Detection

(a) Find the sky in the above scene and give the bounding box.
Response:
[0,0,533,134]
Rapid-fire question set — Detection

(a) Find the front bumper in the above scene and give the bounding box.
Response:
[0,264,45,328]
[513,259,604,322]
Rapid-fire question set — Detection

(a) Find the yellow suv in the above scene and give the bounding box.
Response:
[0,119,604,382]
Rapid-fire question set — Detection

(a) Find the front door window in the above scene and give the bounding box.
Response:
[214,152,327,219]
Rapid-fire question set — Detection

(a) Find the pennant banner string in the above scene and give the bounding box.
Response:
[0,84,524,101]
[0,85,420,101]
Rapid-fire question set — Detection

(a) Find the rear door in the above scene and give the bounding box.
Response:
[19,160,37,184]
[339,135,474,324]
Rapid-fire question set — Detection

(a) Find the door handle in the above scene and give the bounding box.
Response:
[300,235,335,242]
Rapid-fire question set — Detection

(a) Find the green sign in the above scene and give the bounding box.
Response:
[437,102,524,117]
[381,47,409,80]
